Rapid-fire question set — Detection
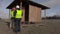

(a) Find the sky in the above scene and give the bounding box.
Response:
[0,0,60,19]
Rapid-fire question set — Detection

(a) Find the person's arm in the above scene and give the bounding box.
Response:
[14,10,17,18]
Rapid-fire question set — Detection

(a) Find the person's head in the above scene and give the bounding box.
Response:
[16,5,20,9]
[12,7,16,11]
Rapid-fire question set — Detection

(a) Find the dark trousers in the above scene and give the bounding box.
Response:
[13,18,21,32]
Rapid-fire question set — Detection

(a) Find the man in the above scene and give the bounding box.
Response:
[13,5,23,33]
[10,7,16,29]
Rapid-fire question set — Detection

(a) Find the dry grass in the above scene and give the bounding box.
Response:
[21,19,60,34]
[0,19,60,34]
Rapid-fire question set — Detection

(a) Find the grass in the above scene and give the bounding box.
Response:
[0,19,60,34]
[20,19,60,34]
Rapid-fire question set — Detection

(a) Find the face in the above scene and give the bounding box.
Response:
[12,7,16,11]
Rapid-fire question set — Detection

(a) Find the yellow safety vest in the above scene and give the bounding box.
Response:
[10,10,14,18]
[15,10,23,18]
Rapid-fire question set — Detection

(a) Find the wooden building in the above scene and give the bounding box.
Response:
[6,0,50,24]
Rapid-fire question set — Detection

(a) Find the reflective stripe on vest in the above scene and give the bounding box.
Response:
[15,10,23,18]
[10,10,14,17]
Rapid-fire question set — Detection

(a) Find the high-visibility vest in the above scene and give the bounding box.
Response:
[10,10,14,18]
[15,9,23,18]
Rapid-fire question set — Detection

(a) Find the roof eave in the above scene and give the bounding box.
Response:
[6,0,50,10]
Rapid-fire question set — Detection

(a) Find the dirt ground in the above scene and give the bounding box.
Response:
[0,19,60,34]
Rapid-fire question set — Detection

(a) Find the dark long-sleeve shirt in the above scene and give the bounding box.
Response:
[14,10,17,18]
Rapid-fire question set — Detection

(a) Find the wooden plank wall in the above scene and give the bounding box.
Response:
[29,5,42,24]
[21,8,25,22]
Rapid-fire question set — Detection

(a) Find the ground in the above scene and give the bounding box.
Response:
[0,19,60,34]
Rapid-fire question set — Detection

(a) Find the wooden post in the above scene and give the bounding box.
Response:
[20,2,22,9]
[44,10,46,18]
[44,9,46,24]
[9,9,10,18]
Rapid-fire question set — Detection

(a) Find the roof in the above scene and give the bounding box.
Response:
[7,0,20,9]
[6,0,50,10]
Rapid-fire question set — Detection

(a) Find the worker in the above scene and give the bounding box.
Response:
[13,5,23,33]
[10,7,16,29]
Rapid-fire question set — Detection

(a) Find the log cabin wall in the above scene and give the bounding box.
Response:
[21,8,25,22]
[29,5,42,24]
